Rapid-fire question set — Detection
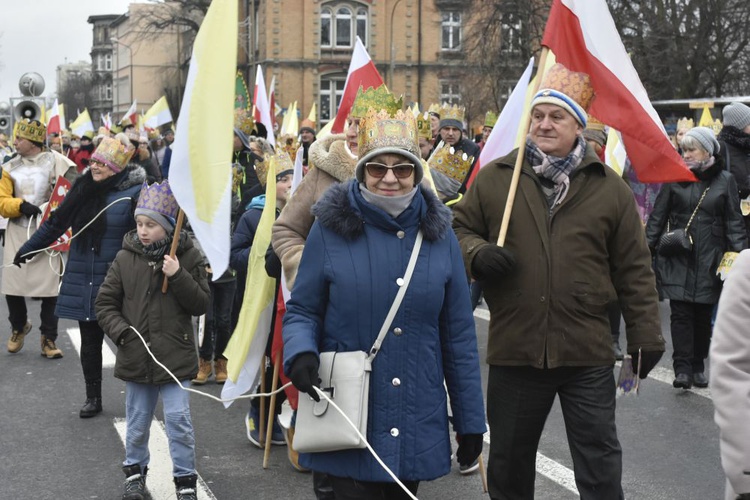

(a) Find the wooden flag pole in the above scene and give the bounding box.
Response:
[161,209,185,293]
[263,351,282,469]
[478,455,488,493]
[496,46,550,247]
[259,356,268,448]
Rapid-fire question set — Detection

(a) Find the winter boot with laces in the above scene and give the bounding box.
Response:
[191,358,212,385]
[122,464,148,500]
[214,358,228,384]
[174,474,198,500]
[41,335,63,358]
[7,321,31,353]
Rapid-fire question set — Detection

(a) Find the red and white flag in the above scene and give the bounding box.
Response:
[122,100,138,127]
[542,0,694,183]
[330,36,384,134]
[252,65,275,147]
[268,76,278,132]
[47,99,61,135]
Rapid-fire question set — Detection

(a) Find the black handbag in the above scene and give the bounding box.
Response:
[658,187,710,257]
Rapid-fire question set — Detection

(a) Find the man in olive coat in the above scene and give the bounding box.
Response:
[452,64,665,500]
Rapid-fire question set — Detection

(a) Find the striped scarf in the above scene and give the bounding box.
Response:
[525,135,587,210]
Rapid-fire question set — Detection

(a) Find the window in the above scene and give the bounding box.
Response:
[104,53,112,71]
[319,76,346,124]
[441,11,461,51]
[320,2,368,48]
[96,55,103,71]
[440,81,461,105]
[501,15,522,54]
[105,83,112,100]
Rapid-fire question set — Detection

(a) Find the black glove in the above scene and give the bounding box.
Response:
[456,433,484,467]
[13,249,32,267]
[19,201,42,217]
[471,244,516,280]
[0,229,5,246]
[288,352,320,402]
[630,349,663,379]
[736,494,750,500]
[265,243,281,279]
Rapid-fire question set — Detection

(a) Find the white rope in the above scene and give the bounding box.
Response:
[1,197,133,270]
[128,324,419,499]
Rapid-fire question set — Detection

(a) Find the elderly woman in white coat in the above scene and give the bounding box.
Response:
[710,249,750,500]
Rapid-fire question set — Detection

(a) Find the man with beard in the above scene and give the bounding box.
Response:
[718,101,750,237]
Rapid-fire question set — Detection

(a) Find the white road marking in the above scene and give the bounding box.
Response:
[66,327,116,368]
[114,418,216,500]
[473,308,490,322]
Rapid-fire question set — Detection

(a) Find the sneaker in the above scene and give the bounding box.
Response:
[7,321,31,353]
[246,405,262,448]
[214,358,228,384]
[40,335,63,359]
[284,425,310,472]
[174,474,198,500]
[192,358,212,385]
[122,465,147,500]
[459,458,480,475]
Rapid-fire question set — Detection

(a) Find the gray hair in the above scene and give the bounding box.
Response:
[680,134,706,153]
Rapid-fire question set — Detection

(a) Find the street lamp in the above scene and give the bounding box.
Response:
[110,37,133,114]
[389,0,404,88]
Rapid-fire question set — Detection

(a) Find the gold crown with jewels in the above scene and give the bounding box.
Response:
[428,144,474,183]
[255,150,294,187]
[416,112,433,140]
[234,108,256,135]
[440,104,465,123]
[357,108,420,160]
[349,85,403,120]
[90,136,135,171]
[14,119,46,143]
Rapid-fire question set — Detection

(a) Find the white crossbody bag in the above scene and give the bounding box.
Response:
[293,231,424,453]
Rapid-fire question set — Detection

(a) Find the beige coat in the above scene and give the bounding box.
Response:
[0,151,76,296]
[271,134,356,289]
[710,249,750,499]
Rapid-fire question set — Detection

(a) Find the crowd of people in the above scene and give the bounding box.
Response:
[3,62,750,500]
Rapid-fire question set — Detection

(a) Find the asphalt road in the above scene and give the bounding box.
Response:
[0,269,726,499]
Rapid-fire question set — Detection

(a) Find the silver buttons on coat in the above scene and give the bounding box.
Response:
[390,428,400,437]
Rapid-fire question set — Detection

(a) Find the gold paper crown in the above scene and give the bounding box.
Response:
[357,108,420,161]
[484,111,498,128]
[255,150,295,187]
[428,144,474,184]
[676,117,694,131]
[350,85,403,120]
[440,104,465,123]
[234,108,256,135]
[90,136,135,172]
[278,134,300,160]
[539,63,595,112]
[585,114,606,132]
[428,103,442,117]
[14,119,46,143]
[710,118,723,136]
[416,112,433,140]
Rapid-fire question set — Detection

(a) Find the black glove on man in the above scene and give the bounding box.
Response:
[471,244,516,281]
[19,201,42,217]
[630,349,663,379]
[13,249,32,268]
[288,352,321,402]
[456,433,484,467]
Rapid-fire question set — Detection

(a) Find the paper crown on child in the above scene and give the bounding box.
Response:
[349,85,404,120]
[255,150,295,187]
[135,179,179,231]
[14,119,46,143]
[90,136,135,173]
[355,108,423,183]
[428,143,474,184]
[532,63,595,127]
[484,111,498,128]
[416,112,433,140]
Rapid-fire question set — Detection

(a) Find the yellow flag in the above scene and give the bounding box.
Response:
[307,102,317,124]
[698,105,714,127]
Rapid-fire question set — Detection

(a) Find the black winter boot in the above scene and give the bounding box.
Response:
[80,381,103,418]
[174,474,198,500]
[122,465,148,500]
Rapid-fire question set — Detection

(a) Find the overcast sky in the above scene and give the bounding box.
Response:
[0,0,137,107]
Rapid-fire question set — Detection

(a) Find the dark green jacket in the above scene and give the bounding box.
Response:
[95,231,210,384]
[453,146,664,368]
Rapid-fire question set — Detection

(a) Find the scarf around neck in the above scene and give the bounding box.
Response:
[718,125,750,151]
[525,135,587,209]
[358,183,418,219]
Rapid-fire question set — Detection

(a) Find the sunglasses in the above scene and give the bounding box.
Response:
[364,162,415,179]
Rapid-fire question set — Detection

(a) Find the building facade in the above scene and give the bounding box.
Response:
[87,15,119,126]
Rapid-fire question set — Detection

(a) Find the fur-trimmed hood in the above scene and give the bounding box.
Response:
[311,180,453,241]
[308,133,357,182]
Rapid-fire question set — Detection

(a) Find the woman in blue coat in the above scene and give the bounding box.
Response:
[16,135,145,418]
[283,109,486,498]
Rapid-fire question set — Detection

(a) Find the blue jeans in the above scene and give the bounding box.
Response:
[124,381,196,477]
[487,365,623,500]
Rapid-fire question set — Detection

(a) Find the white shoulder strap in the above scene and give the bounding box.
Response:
[368,230,423,360]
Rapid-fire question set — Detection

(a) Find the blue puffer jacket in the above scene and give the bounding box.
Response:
[283,180,486,483]
[19,165,145,321]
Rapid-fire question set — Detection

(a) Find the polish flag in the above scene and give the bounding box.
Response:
[268,76,277,131]
[542,0,695,183]
[47,99,61,134]
[252,65,275,147]
[122,100,138,126]
[330,36,384,134]
[465,58,535,190]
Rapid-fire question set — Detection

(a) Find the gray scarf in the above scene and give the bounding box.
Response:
[526,135,587,210]
[358,183,418,219]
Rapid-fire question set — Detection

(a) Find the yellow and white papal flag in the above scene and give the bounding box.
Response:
[169,0,238,278]
[605,127,627,176]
